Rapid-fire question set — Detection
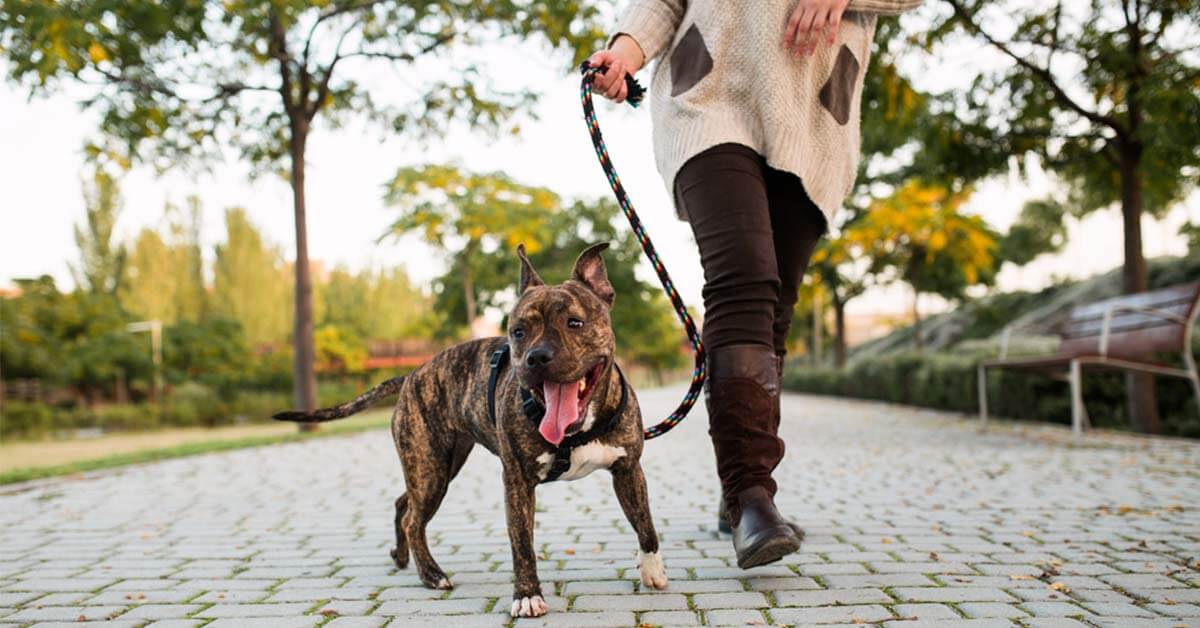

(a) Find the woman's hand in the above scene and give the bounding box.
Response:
[784,0,850,58]
[587,35,646,103]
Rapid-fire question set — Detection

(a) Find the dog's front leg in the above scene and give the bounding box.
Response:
[612,463,668,590]
[504,468,547,617]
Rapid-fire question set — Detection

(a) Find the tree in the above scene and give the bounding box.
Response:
[934,0,1200,431]
[811,230,876,368]
[384,165,558,333]
[997,199,1069,267]
[852,181,997,351]
[212,208,291,346]
[71,170,126,296]
[2,0,605,415]
[385,165,685,372]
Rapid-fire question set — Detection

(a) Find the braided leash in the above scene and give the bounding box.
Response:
[579,62,705,440]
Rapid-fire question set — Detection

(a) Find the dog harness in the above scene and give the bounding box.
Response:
[487,343,629,483]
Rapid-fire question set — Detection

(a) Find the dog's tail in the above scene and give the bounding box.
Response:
[273,376,406,423]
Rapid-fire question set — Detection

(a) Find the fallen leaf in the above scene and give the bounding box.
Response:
[320,609,339,617]
[1049,582,1072,593]
[1010,574,1035,580]
[565,548,576,555]
[929,552,940,561]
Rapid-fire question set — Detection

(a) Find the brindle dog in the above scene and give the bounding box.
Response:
[274,243,666,618]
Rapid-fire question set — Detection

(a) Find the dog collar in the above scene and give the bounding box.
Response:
[487,342,629,483]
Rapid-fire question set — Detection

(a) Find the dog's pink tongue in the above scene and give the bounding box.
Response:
[539,381,580,445]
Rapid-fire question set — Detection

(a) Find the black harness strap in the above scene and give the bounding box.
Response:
[486,342,629,483]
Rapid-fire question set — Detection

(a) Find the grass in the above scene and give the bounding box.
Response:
[0,410,392,487]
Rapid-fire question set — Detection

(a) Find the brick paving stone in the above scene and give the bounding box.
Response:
[115,604,202,620]
[892,587,1018,603]
[1018,601,1092,617]
[893,603,961,620]
[704,608,765,626]
[959,602,1030,618]
[204,619,321,628]
[374,598,490,615]
[2,386,1198,628]
[639,610,702,626]
[770,603,894,624]
[1022,620,1093,628]
[571,593,688,611]
[691,591,768,609]
[324,618,387,628]
[882,621,1013,628]
[198,603,315,618]
[775,588,892,606]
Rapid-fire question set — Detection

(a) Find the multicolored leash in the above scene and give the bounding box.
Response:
[579,61,705,440]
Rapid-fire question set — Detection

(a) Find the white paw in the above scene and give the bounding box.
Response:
[435,577,453,589]
[510,594,549,617]
[637,550,668,590]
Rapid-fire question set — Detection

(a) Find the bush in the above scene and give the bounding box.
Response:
[166,382,228,427]
[1,401,55,439]
[784,351,1200,438]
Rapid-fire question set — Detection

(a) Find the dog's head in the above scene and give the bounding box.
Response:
[508,242,617,446]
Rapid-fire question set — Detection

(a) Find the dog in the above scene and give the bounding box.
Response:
[274,243,667,618]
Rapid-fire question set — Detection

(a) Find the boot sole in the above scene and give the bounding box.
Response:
[736,529,801,569]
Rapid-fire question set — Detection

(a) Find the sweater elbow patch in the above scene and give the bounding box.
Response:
[669,25,714,97]
[818,46,861,126]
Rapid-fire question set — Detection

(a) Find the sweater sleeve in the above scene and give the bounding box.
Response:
[610,0,686,63]
[845,0,923,15]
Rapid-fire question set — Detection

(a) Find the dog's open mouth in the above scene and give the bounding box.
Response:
[533,360,606,446]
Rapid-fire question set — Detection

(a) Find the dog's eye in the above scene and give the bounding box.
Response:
[511,328,526,340]
[567,318,585,329]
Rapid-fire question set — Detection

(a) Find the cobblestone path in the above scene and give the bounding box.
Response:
[2,385,1198,627]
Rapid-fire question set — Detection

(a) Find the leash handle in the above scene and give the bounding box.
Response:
[579,62,706,440]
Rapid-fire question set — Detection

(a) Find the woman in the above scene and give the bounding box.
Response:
[588,0,922,569]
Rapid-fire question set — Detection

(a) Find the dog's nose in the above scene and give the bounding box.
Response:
[525,347,554,368]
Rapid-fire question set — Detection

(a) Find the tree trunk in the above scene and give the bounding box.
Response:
[289,120,319,432]
[463,258,476,335]
[833,296,848,369]
[911,286,923,353]
[1119,146,1161,433]
[811,292,823,366]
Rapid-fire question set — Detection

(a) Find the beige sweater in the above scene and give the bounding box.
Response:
[614,0,922,223]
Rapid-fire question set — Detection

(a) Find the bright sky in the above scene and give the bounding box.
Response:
[1,7,1195,322]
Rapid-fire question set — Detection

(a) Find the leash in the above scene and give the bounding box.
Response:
[579,62,705,440]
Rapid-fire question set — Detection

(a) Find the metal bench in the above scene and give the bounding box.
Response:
[977,281,1200,434]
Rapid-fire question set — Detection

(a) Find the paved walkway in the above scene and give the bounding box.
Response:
[2,386,1198,627]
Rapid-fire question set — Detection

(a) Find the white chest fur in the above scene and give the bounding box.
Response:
[538,442,627,482]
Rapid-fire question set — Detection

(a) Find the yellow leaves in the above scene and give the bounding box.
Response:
[87,41,109,64]
[1049,581,1072,594]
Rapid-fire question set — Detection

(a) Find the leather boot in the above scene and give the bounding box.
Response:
[706,344,800,568]
[716,353,804,539]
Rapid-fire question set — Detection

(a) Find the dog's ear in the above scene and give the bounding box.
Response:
[517,244,544,294]
[571,242,615,307]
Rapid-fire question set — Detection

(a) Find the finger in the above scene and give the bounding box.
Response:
[784,7,804,48]
[588,50,611,70]
[605,61,625,99]
[615,82,628,104]
[807,9,828,55]
[827,11,842,45]
[797,8,822,57]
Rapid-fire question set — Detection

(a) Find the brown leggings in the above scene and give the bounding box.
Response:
[675,143,827,354]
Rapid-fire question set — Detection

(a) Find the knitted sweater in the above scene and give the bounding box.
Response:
[613,0,922,223]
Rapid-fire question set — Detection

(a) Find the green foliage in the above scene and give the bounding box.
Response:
[121,198,208,322]
[164,318,252,392]
[1,0,606,173]
[997,199,1068,267]
[211,208,291,345]
[71,170,126,296]
[784,351,1200,438]
[385,164,685,371]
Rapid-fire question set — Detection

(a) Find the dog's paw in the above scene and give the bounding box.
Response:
[434,577,453,589]
[637,550,668,590]
[510,595,549,617]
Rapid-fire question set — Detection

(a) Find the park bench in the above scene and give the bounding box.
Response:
[977,281,1200,434]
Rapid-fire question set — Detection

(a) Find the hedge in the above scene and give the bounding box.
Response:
[782,350,1200,438]
[0,378,397,441]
